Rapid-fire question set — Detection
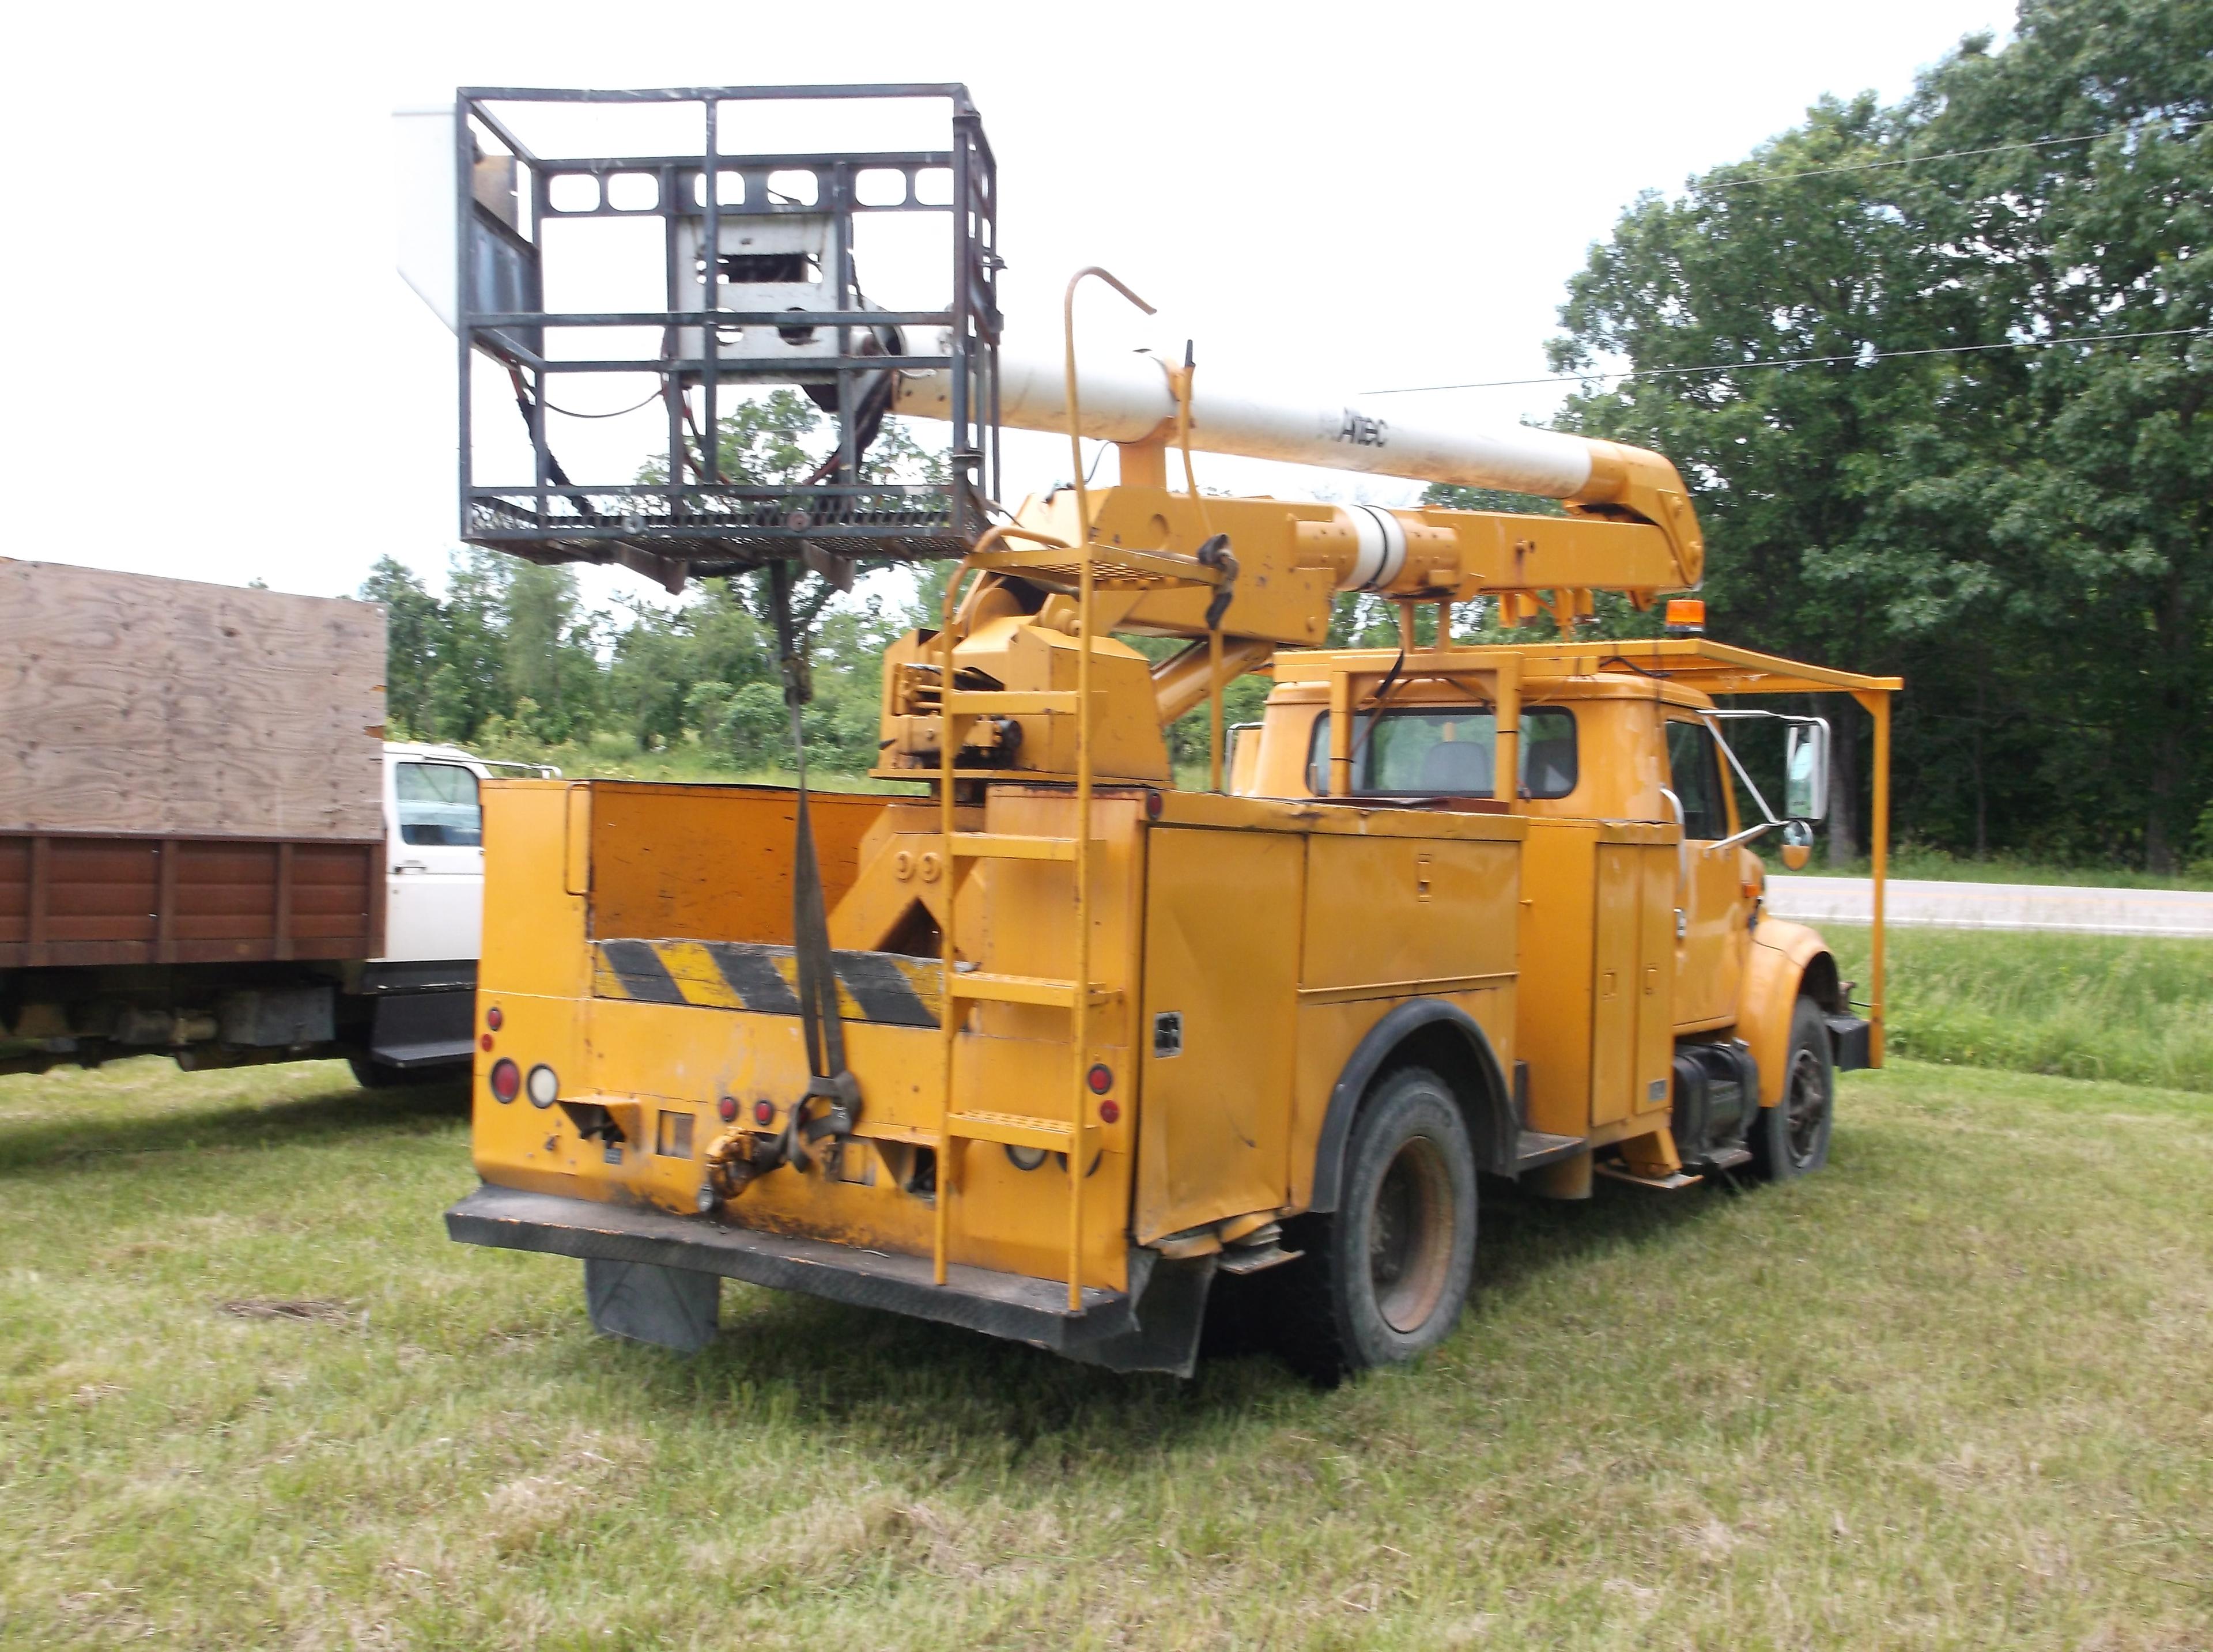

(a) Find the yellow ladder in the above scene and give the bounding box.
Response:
[930,266,1228,1313]
[926,534,1224,1311]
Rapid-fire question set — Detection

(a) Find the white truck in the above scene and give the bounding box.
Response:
[0,560,542,1083]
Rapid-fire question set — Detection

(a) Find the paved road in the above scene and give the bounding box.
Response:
[1766,876,2213,939]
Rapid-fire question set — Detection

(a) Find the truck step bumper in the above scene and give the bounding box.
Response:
[370,988,475,1069]
[446,1184,1164,1360]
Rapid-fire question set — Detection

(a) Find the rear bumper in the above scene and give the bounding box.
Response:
[446,1184,1146,1355]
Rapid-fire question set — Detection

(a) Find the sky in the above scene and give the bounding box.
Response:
[1,0,2015,611]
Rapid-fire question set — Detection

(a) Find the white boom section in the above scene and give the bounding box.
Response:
[893,346,1599,499]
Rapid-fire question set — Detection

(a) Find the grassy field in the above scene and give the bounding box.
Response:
[1823,926,2213,1094]
[1756,844,2213,891]
[1,1055,2207,1649]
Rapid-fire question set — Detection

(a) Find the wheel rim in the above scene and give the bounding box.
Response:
[1783,1048,1829,1167]
[1369,1134,1454,1333]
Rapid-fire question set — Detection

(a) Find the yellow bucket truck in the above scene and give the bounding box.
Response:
[430,87,1894,1379]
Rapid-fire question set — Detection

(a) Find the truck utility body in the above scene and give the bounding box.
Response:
[457,778,1528,1365]
[0,559,531,1080]
[452,640,1889,1378]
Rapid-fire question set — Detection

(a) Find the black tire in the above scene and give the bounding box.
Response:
[348,1054,465,1091]
[1751,997,1834,1180]
[1276,1066,1479,1383]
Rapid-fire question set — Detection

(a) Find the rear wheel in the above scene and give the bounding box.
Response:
[1752,997,1834,1180]
[1277,1066,1478,1382]
[348,1054,465,1091]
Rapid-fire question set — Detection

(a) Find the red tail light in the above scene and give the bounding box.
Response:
[489,1059,520,1103]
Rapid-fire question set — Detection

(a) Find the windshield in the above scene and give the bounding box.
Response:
[1306,706,1577,799]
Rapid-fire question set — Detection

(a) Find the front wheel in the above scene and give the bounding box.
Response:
[1752,997,1835,1180]
[1279,1066,1478,1381]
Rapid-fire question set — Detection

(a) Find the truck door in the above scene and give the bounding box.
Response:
[1662,716,1746,1027]
[382,757,485,963]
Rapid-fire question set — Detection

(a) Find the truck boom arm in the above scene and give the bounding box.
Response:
[895,343,1705,596]
[876,337,1712,784]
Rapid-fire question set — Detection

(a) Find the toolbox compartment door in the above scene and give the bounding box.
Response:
[1136,828,1302,1243]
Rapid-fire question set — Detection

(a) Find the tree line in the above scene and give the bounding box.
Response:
[367,0,2208,868]
[1544,0,2210,868]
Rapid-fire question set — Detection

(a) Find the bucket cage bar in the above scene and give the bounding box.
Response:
[453,84,1001,575]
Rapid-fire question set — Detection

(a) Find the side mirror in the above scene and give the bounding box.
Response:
[1778,819,1815,871]
[1785,721,1830,821]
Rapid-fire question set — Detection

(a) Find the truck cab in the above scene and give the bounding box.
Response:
[351,743,557,1083]
[1235,648,1865,1192]
[378,742,558,969]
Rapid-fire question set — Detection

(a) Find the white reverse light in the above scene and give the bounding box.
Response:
[526,1064,560,1108]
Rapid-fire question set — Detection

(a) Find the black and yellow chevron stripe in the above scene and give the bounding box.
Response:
[592,938,941,1028]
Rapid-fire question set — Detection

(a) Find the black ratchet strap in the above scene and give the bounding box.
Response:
[768,562,862,1142]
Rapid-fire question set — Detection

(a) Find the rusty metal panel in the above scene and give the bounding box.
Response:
[40,840,158,947]
[0,830,373,967]
[0,836,25,943]
[172,841,278,943]
[289,843,375,948]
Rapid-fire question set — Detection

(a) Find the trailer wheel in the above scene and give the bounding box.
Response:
[1752,997,1834,1180]
[348,1056,464,1091]
[1278,1066,1478,1382]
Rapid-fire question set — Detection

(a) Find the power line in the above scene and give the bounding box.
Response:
[1361,327,2211,397]
[1702,113,2204,191]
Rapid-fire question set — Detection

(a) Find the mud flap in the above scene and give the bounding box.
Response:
[584,1257,721,1354]
[1825,1014,1874,1072]
[369,988,475,1068]
[1062,1252,1217,1379]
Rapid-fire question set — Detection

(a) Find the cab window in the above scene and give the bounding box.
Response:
[1305,706,1577,799]
[1664,720,1729,840]
[395,762,482,846]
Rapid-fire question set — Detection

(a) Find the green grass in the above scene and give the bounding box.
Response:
[1758,843,2213,891]
[1823,925,2213,1093]
[1,1057,2207,1648]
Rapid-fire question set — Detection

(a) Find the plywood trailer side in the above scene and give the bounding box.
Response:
[0,559,386,841]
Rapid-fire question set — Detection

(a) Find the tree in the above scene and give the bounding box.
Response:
[645,388,953,667]
[500,561,603,743]
[1902,0,2213,867]
[1547,0,2211,867]
[359,557,441,738]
